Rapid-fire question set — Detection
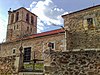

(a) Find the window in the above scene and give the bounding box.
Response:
[27,27,29,31]
[26,13,29,23]
[23,47,31,62]
[87,18,94,29]
[17,25,18,29]
[51,43,54,49]
[14,25,18,30]
[31,16,34,24]
[48,42,55,49]
[16,12,19,22]
[30,28,32,32]
[14,26,15,30]
[16,35,19,38]
[11,14,14,23]
[87,18,93,26]
[12,49,16,54]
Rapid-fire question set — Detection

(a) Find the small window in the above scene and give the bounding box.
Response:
[51,43,54,49]
[31,16,34,24]
[30,28,32,32]
[17,25,18,29]
[16,12,19,22]
[16,35,19,38]
[48,42,55,49]
[87,18,93,26]
[26,13,29,23]
[11,14,14,23]
[13,49,16,54]
[87,18,94,29]
[14,26,15,30]
[27,27,29,31]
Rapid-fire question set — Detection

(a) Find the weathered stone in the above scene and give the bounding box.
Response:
[0,56,16,74]
[88,72,94,75]
[44,51,100,75]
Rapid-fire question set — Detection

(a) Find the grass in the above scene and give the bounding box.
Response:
[24,63,44,70]
[24,63,33,68]
[35,63,44,70]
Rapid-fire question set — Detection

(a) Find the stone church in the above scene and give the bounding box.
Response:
[1,7,65,57]
[0,5,100,75]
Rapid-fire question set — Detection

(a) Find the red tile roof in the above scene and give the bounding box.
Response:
[11,29,64,42]
[23,29,64,40]
[2,29,65,44]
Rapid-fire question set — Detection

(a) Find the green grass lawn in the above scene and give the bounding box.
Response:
[35,63,44,70]
[24,63,44,70]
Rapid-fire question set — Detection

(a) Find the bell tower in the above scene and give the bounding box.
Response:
[6,7,37,42]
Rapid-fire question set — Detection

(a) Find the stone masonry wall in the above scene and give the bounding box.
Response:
[7,8,37,42]
[0,33,64,60]
[45,50,100,75]
[0,56,16,74]
[72,31,100,49]
[63,5,100,49]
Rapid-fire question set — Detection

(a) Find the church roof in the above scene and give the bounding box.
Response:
[2,29,65,44]
[22,29,64,40]
[8,7,37,17]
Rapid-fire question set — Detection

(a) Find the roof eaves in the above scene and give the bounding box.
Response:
[2,29,64,44]
[62,4,100,17]
[24,29,64,40]
[11,7,38,17]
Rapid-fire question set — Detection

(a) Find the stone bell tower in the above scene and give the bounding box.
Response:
[6,7,37,42]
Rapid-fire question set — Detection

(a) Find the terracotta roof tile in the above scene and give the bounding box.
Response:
[16,29,64,41]
[1,29,65,44]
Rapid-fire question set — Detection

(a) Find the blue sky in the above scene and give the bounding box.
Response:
[0,0,100,43]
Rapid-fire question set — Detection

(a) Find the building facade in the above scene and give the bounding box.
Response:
[0,5,99,74]
[0,7,65,74]
[62,5,100,50]
[6,7,37,42]
[0,7,65,60]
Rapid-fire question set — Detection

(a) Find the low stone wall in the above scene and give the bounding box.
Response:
[0,56,16,74]
[44,50,100,75]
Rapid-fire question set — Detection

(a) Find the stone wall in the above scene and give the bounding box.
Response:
[0,33,64,60]
[63,5,100,31]
[72,31,100,49]
[63,5,100,49]
[0,56,16,74]
[7,7,37,42]
[44,50,100,75]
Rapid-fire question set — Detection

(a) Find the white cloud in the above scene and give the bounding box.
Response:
[62,11,69,16]
[0,0,68,43]
[28,0,66,33]
[0,18,7,43]
[37,18,44,33]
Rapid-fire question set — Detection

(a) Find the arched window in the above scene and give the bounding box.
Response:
[14,26,15,30]
[11,14,14,23]
[16,12,19,22]
[31,16,34,24]
[17,25,18,29]
[26,13,29,23]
